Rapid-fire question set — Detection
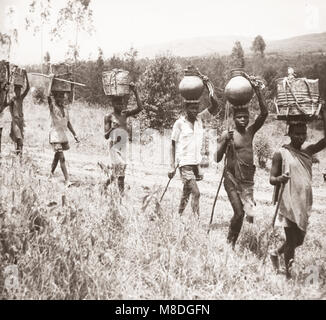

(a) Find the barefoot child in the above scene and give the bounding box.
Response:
[5,68,30,156]
[47,77,79,185]
[215,77,268,248]
[104,82,143,195]
[269,106,326,279]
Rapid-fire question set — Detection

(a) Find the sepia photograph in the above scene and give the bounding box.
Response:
[0,0,325,304]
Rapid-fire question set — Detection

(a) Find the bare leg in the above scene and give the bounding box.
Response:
[224,177,245,247]
[283,225,305,279]
[118,176,125,196]
[58,151,69,182]
[179,181,192,215]
[51,152,60,174]
[189,179,200,217]
[16,139,23,157]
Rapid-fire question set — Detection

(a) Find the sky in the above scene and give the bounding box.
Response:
[0,0,326,64]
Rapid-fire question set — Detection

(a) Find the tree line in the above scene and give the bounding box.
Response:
[25,43,326,133]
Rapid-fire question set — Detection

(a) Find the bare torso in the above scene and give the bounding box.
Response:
[226,127,254,174]
[105,112,128,132]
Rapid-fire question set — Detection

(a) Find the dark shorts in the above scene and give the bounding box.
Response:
[51,142,70,152]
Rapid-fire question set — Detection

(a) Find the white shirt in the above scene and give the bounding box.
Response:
[171,109,210,167]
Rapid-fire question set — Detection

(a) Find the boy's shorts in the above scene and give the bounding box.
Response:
[111,163,127,178]
[51,142,70,152]
[179,165,200,183]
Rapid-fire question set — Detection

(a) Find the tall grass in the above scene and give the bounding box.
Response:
[0,97,325,299]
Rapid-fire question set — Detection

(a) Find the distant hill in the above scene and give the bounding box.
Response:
[137,32,326,58]
[266,32,326,54]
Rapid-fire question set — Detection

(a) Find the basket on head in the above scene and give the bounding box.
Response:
[102,69,130,96]
[275,77,321,121]
[11,65,25,87]
[50,63,72,92]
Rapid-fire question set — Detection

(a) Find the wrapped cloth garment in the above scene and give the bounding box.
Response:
[49,104,69,144]
[225,170,256,218]
[107,127,128,178]
[275,145,313,232]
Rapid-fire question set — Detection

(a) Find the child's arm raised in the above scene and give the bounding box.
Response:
[305,105,326,155]
[21,69,30,99]
[122,82,143,117]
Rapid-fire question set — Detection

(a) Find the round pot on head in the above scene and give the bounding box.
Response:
[179,66,205,101]
[225,69,253,106]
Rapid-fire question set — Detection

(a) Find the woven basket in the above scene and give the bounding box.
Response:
[11,66,25,87]
[50,63,72,92]
[275,77,321,120]
[102,69,130,96]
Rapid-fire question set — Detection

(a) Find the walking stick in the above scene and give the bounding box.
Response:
[207,143,230,234]
[207,166,226,234]
[207,102,232,234]
[262,181,286,264]
[159,163,179,203]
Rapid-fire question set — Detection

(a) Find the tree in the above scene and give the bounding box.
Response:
[0,7,18,60]
[43,51,51,74]
[138,55,183,131]
[25,0,94,99]
[87,47,106,105]
[251,35,266,57]
[123,47,141,82]
[230,41,245,69]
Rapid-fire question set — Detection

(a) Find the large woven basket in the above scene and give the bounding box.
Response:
[102,69,130,96]
[275,77,321,120]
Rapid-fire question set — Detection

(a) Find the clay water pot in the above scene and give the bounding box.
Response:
[179,66,205,101]
[225,69,253,106]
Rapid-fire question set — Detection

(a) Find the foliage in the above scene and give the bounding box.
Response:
[138,55,183,131]
[31,86,47,104]
[254,132,273,168]
[251,35,266,57]
[230,41,245,69]
[25,0,52,35]
[0,98,325,299]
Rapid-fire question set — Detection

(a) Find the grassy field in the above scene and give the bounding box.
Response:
[0,96,325,299]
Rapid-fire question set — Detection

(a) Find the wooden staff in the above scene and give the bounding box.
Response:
[262,181,287,265]
[159,163,179,203]
[207,102,231,234]
[31,73,86,87]
[207,163,226,234]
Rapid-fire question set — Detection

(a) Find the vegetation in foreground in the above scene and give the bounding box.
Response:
[0,98,325,299]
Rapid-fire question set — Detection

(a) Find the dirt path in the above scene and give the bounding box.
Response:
[1,142,325,216]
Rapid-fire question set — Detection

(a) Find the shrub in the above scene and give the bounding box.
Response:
[254,133,272,168]
[31,86,46,104]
